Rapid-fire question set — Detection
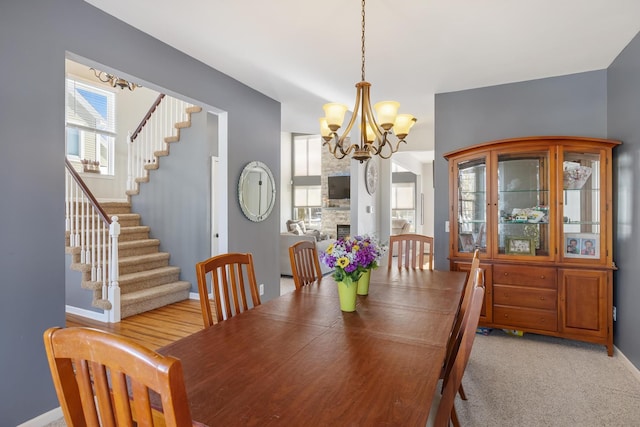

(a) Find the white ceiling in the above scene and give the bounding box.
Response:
[85,0,640,162]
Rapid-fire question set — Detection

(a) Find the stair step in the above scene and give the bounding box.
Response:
[110,213,140,227]
[118,239,161,257]
[118,266,182,293]
[119,226,150,242]
[120,281,191,318]
[186,106,202,114]
[165,135,179,143]
[175,121,191,129]
[68,213,140,228]
[119,252,170,275]
[100,202,132,214]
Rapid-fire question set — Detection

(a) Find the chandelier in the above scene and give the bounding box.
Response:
[319,0,416,163]
[90,68,140,91]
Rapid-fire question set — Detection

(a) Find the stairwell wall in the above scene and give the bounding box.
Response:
[129,110,212,293]
[0,0,280,424]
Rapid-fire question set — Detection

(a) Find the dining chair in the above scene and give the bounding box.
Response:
[196,252,261,327]
[442,249,482,401]
[289,240,322,290]
[388,233,434,269]
[428,284,485,427]
[43,326,197,427]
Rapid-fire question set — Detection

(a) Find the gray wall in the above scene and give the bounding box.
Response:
[608,31,640,369]
[0,0,280,424]
[434,70,608,270]
[130,111,212,294]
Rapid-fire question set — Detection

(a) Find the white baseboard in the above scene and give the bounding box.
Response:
[189,292,200,300]
[17,407,63,427]
[615,345,640,383]
[66,305,108,322]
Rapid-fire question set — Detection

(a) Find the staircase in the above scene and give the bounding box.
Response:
[65,96,202,320]
[66,201,191,318]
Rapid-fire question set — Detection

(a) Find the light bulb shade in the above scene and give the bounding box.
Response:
[319,118,332,138]
[393,114,417,139]
[373,101,400,129]
[323,103,348,130]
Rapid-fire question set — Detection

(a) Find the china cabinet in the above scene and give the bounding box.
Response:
[444,136,620,355]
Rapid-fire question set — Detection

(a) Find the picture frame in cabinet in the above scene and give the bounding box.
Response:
[564,233,599,258]
[505,236,535,255]
[458,233,475,253]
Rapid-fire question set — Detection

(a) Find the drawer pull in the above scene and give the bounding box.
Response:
[540,297,545,300]
[540,275,545,279]
[504,272,509,276]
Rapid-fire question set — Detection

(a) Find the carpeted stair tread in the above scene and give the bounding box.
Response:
[118,265,181,284]
[120,281,190,303]
[120,281,191,318]
[118,239,161,257]
[118,252,171,275]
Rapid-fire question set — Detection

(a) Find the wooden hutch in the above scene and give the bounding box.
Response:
[444,136,620,355]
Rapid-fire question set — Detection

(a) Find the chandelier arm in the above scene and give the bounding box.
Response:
[337,84,364,148]
[376,135,407,159]
[324,137,354,159]
[361,87,384,142]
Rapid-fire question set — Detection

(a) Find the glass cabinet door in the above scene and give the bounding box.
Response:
[561,150,602,262]
[496,151,551,258]
[455,157,487,255]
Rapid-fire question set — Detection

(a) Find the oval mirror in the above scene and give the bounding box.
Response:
[238,161,276,222]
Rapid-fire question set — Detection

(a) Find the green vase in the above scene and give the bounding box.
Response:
[337,279,358,312]
[356,269,371,296]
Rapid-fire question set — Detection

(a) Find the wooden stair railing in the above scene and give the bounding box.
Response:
[65,158,121,322]
[127,94,198,194]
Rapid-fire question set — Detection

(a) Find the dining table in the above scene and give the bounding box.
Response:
[158,267,467,426]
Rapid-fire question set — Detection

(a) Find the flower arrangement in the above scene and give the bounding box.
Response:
[320,235,386,284]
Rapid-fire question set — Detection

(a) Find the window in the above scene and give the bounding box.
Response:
[392,178,416,226]
[292,135,322,228]
[66,78,116,175]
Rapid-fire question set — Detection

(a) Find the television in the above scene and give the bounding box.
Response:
[328,175,350,199]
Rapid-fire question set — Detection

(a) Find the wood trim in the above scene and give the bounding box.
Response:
[130,93,166,141]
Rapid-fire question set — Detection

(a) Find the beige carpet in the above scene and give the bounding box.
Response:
[455,329,640,426]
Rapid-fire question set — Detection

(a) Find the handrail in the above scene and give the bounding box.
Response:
[131,93,166,141]
[64,157,111,225]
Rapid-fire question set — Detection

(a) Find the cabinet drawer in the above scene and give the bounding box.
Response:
[493,265,556,289]
[493,284,556,310]
[494,306,557,332]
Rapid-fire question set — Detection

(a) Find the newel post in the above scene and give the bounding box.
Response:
[107,216,121,323]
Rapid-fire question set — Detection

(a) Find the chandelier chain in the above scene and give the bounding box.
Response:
[361,0,366,82]
[319,0,416,162]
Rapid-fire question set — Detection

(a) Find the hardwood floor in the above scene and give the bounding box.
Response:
[66,278,295,350]
[65,299,212,350]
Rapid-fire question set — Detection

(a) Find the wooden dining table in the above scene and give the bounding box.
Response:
[158,268,467,426]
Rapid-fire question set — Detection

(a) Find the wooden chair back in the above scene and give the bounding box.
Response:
[196,252,261,327]
[43,326,194,427]
[443,250,481,376]
[289,240,322,290]
[388,233,434,270]
[432,285,485,427]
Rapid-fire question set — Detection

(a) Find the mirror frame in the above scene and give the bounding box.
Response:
[238,161,276,222]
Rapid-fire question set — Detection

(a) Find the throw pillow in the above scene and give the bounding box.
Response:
[287,220,307,234]
[290,223,303,235]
